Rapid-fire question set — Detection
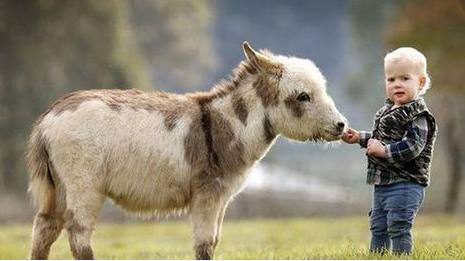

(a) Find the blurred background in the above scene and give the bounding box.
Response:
[0,0,464,223]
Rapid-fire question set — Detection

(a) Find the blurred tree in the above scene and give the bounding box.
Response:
[347,0,387,105]
[0,0,150,194]
[128,0,216,92]
[346,0,394,127]
[386,0,465,213]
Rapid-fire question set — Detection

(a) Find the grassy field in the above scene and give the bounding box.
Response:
[0,215,464,259]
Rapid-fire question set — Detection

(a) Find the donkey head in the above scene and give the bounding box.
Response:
[243,42,347,142]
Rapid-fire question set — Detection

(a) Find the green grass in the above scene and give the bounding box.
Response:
[1,215,464,259]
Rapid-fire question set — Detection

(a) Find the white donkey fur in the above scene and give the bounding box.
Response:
[26,42,347,260]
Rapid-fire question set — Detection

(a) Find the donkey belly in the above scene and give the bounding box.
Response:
[103,158,192,215]
[74,102,195,215]
[101,122,193,215]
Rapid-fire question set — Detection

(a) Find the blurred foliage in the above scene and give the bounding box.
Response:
[346,0,390,109]
[129,0,216,91]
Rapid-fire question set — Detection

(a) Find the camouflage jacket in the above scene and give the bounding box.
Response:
[359,98,437,187]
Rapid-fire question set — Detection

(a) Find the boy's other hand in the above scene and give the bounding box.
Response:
[342,128,360,144]
[367,138,387,158]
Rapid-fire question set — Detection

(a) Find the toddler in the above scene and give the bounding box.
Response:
[342,47,437,255]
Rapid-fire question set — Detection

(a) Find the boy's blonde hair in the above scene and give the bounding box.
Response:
[384,47,431,96]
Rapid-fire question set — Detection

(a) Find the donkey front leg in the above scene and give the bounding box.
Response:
[190,194,225,260]
[213,203,228,249]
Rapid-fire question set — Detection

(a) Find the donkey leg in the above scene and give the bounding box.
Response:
[30,212,64,259]
[213,203,228,250]
[30,182,66,260]
[64,189,104,260]
[190,195,224,260]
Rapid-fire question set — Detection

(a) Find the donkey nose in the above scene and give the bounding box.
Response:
[336,121,345,131]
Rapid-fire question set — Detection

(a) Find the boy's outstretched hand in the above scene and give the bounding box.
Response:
[342,128,360,144]
[367,138,387,158]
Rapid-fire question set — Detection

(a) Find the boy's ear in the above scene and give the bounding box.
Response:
[242,41,277,73]
[419,76,426,89]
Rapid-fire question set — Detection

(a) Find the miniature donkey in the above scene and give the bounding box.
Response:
[26,42,347,259]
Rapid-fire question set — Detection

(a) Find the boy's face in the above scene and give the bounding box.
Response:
[385,59,425,106]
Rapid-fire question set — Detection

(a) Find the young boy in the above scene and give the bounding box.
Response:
[342,47,437,255]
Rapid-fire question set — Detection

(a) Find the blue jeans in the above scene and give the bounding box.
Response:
[369,181,425,255]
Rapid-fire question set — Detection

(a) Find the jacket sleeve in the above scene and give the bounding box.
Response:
[384,116,430,163]
[359,131,372,148]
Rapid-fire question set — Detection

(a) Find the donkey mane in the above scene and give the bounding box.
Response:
[187,59,258,104]
[39,55,267,123]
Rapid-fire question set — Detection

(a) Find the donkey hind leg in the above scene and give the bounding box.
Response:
[30,183,65,260]
[30,212,64,260]
[190,195,225,260]
[64,189,104,260]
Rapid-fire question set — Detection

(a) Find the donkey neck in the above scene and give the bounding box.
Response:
[207,73,279,164]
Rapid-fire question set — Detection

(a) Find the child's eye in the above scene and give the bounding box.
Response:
[387,78,394,82]
[402,76,410,81]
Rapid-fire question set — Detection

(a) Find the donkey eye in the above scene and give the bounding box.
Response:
[297,92,311,102]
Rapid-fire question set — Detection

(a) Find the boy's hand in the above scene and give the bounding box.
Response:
[342,128,360,144]
[367,138,387,158]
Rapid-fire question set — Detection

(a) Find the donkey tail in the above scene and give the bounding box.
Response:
[26,126,55,213]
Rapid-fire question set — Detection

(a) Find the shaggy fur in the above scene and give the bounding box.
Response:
[26,42,346,260]
[232,94,248,125]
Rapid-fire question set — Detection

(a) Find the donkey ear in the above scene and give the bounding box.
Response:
[242,41,277,73]
[242,41,258,65]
